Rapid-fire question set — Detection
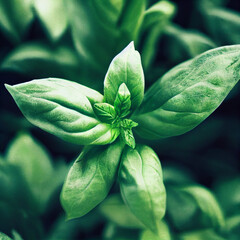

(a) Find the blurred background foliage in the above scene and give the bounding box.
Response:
[0,0,239,239]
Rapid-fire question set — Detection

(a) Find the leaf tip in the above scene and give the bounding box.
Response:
[126,41,135,51]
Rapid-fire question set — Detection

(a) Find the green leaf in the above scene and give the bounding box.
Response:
[93,103,117,124]
[214,177,240,216]
[0,233,12,240]
[104,42,145,111]
[120,128,136,149]
[12,231,23,240]
[201,6,240,45]
[1,42,82,83]
[141,0,176,30]
[140,221,171,240]
[61,140,124,219]
[0,0,33,44]
[6,132,53,212]
[120,119,138,129]
[99,193,144,228]
[114,83,131,118]
[5,78,119,145]
[133,45,240,139]
[167,187,198,231]
[34,0,68,41]
[181,185,225,228]
[119,145,166,235]
[66,0,120,72]
[226,215,240,236]
[0,159,37,213]
[167,185,224,231]
[140,0,176,69]
[163,24,216,64]
[117,0,146,42]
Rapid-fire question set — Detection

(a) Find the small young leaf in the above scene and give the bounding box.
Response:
[120,119,138,129]
[61,140,124,219]
[121,128,136,149]
[104,42,145,111]
[5,78,119,145]
[93,103,117,124]
[114,83,131,118]
[119,145,166,235]
[133,45,240,139]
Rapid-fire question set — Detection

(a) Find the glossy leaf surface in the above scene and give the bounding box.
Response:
[61,140,124,219]
[119,145,166,234]
[6,78,119,145]
[104,42,144,111]
[133,45,240,139]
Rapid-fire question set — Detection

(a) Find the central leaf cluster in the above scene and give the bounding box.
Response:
[93,83,138,148]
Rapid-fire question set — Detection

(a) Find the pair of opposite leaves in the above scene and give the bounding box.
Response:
[6,42,240,235]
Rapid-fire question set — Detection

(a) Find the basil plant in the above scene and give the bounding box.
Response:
[5,42,240,237]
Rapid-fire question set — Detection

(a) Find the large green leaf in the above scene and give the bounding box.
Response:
[119,145,166,235]
[34,0,68,41]
[6,78,119,145]
[0,0,33,44]
[104,42,144,111]
[61,140,124,219]
[133,45,240,139]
